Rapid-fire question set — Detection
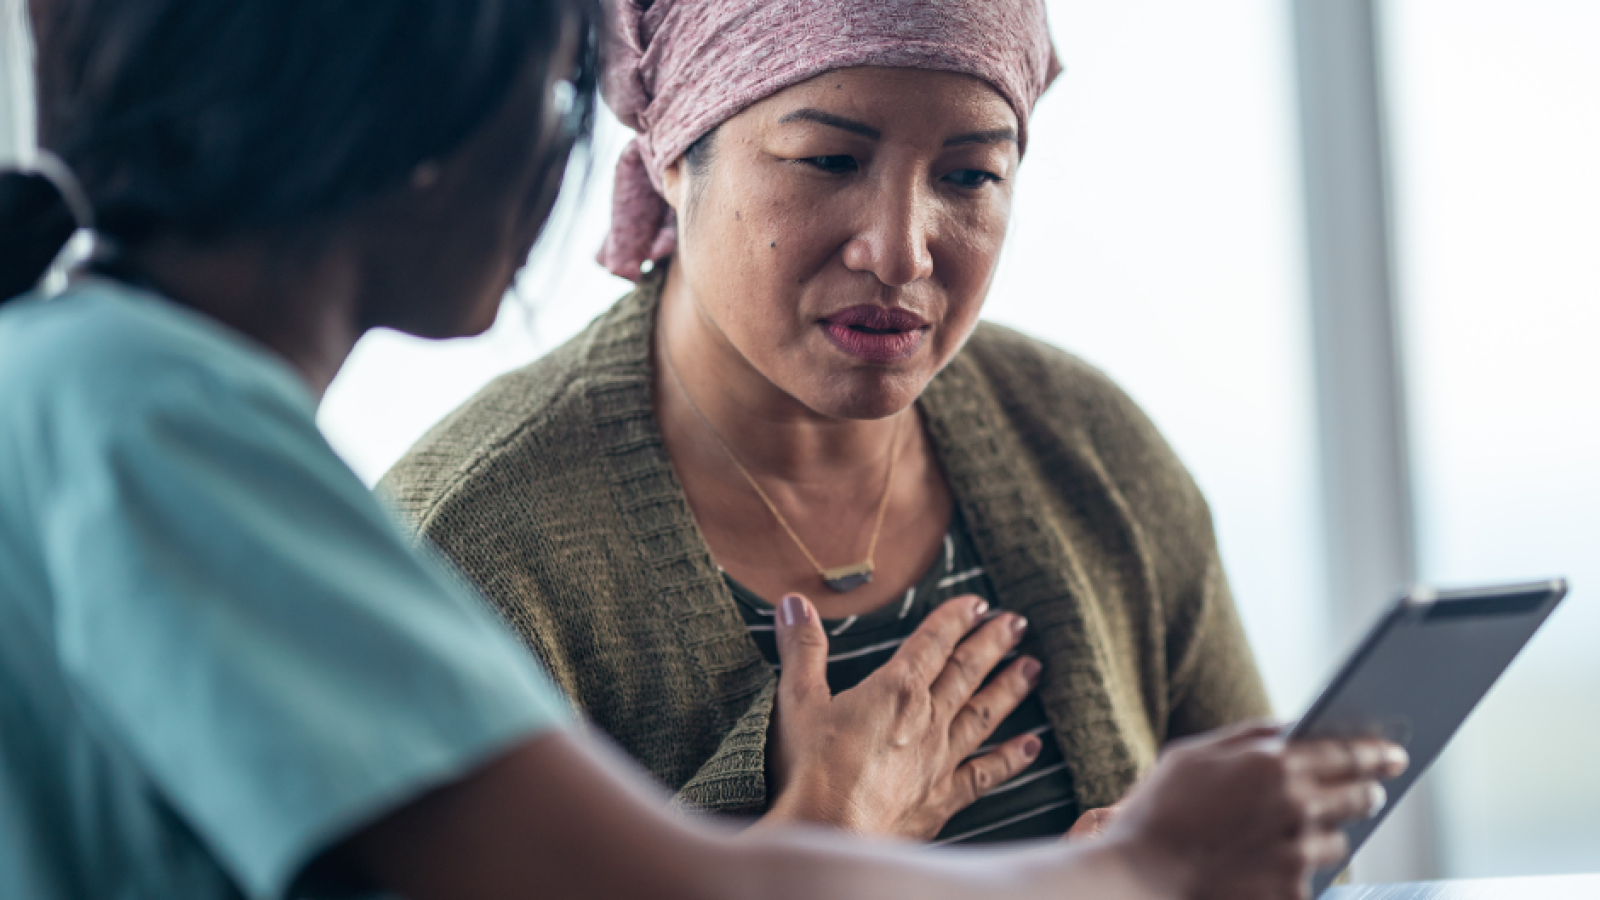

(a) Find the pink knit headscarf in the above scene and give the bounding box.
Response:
[598,0,1062,280]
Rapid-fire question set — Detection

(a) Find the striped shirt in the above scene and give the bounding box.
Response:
[727,510,1078,844]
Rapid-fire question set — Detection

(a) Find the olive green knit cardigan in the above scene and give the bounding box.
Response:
[380,278,1271,818]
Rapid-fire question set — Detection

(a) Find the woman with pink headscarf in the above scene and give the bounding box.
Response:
[385,0,1274,846]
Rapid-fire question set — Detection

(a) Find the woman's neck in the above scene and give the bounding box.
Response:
[116,236,365,401]
[653,266,912,483]
[652,263,954,616]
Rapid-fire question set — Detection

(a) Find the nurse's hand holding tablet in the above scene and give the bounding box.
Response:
[1290,580,1569,896]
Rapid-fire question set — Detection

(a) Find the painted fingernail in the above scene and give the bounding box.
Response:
[780,594,810,627]
[1010,615,1029,637]
[1384,746,1410,771]
[973,599,990,619]
[1369,783,1388,815]
[1020,657,1042,683]
[1021,736,1042,760]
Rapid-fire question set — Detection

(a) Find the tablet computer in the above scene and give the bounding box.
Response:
[1289,579,1569,896]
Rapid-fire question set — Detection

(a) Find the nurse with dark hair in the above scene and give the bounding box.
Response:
[0,2,1403,898]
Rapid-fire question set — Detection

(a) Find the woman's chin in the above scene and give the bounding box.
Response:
[802,369,929,421]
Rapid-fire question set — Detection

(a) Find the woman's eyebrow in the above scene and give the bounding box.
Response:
[775,110,1016,149]
[777,109,882,140]
[944,128,1019,148]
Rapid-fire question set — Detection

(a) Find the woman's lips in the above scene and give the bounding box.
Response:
[820,305,929,363]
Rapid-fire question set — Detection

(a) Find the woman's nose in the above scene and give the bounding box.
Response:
[840,181,936,287]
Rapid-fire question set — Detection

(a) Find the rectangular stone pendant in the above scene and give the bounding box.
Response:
[821,561,874,593]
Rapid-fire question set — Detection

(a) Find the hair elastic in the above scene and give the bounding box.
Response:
[24,150,94,232]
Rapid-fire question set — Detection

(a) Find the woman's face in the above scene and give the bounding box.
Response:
[663,66,1021,420]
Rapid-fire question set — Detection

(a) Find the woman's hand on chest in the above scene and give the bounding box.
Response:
[753,592,1043,839]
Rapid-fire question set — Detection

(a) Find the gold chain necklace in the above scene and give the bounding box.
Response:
[661,347,906,593]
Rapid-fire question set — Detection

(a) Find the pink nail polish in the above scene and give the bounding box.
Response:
[973,599,990,619]
[1011,615,1029,636]
[780,594,809,627]
[1020,657,1042,682]
[1021,736,1042,759]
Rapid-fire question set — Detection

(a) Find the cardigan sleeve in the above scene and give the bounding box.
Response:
[378,352,779,819]
[960,324,1273,744]
[386,462,776,818]
[1163,533,1274,737]
[1099,383,1275,737]
[1059,345,1273,736]
[668,680,776,817]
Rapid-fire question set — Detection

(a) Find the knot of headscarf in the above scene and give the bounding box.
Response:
[598,0,1062,281]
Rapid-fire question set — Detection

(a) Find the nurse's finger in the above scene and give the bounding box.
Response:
[1289,738,1408,784]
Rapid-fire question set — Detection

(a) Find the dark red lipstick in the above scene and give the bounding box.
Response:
[821,305,928,363]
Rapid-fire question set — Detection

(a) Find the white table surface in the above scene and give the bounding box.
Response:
[1325,874,1600,899]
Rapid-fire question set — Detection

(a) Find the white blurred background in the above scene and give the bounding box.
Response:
[2,0,1595,883]
[1384,0,1600,877]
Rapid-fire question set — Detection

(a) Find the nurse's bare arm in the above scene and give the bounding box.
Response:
[335,720,1407,900]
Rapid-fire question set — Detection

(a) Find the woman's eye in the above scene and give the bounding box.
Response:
[945,169,1002,189]
[800,155,859,174]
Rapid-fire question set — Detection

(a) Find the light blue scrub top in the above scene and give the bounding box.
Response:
[0,279,572,900]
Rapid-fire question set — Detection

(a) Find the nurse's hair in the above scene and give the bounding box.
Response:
[0,0,600,303]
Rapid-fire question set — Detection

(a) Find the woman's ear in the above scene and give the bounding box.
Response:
[660,157,686,212]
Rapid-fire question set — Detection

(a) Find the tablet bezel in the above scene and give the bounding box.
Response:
[1287,579,1569,895]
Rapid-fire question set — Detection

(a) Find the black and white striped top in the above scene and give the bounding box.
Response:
[727,510,1079,844]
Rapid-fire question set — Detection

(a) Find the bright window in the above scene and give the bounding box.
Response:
[987,0,1325,712]
[1384,0,1600,877]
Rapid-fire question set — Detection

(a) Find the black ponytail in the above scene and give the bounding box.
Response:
[6,0,602,305]
[0,168,78,303]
